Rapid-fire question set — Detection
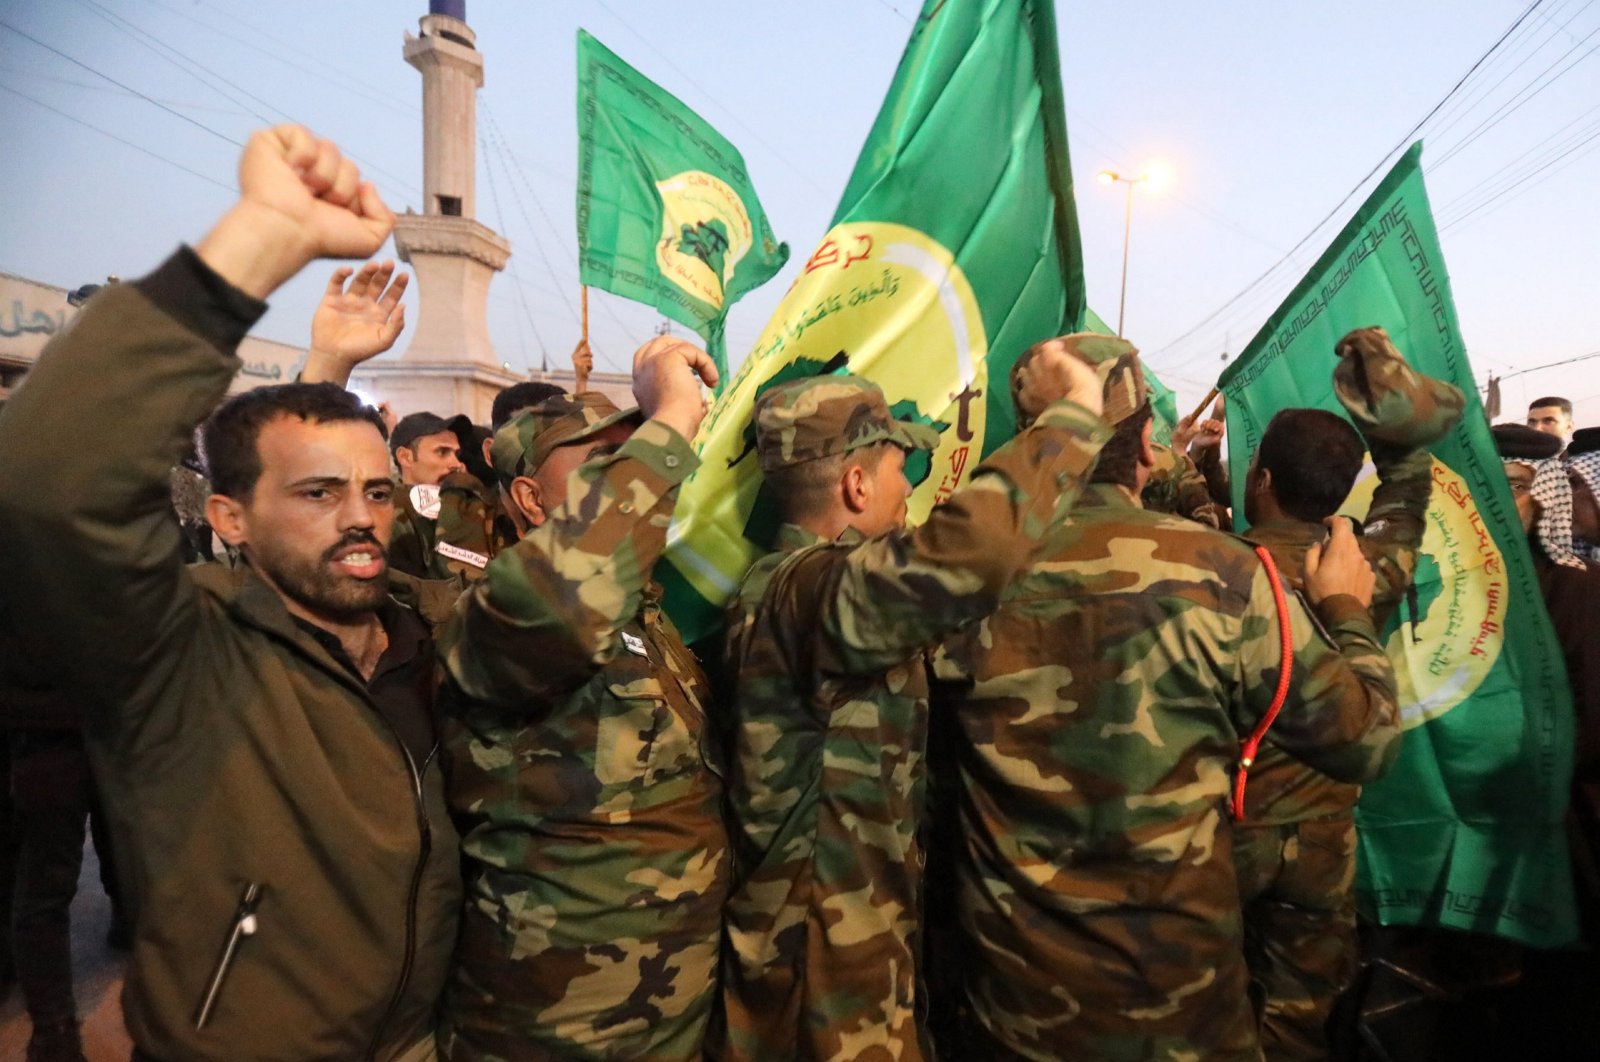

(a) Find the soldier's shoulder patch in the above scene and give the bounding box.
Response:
[621,631,649,657]
[409,484,442,520]
[435,541,489,569]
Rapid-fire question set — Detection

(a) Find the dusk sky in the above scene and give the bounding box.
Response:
[2,0,1597,423]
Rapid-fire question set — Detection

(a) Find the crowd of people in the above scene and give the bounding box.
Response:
[0,125,1595,1062]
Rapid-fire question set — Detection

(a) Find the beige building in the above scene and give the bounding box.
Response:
[0,271,305,403]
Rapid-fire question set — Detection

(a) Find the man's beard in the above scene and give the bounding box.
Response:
[251,530,389,619]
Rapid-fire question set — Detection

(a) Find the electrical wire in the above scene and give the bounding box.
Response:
[480,132,550,369]
[1145,0,1552,371]
[0,18,244,147]
[591,0,831,197]
[0,81,234,191]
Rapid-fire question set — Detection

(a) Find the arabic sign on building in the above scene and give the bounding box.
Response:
[0,271,305,398]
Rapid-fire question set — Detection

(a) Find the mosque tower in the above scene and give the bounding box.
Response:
[350,0,520,422]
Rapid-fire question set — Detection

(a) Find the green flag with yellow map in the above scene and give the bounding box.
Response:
[658,0,1086,643]
[576,29,788,379]
[1219,143,1576,946]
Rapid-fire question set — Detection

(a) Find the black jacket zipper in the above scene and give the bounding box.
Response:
[363,733,436,1062]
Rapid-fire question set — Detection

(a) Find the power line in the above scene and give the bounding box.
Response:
[1429,12,1600,169]
[480,132,549,369]
[1443,126,1600,232]
[0,18,244,147]
[1495,347,1600,381]
[1146,0,1551,370]
[0,81,234,191]
[0,64,256,115]
[73,0,282,124]
[591,0,832,198]
[67,0,422,199]
[480,101,636,348]
[130,0,420,120]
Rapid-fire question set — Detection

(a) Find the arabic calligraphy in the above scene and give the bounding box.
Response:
[0,299,65,339]
[240,360,284,381]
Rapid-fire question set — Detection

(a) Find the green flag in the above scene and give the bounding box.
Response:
[657,0,1085,644]
[1219,143,1576,947]
[576,30,788,378]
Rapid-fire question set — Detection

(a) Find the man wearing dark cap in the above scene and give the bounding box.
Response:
[717,345,1112,1061]
[434,337,730,1062]
[1229,327,1463,1060]
[392,411,468,487]
[936,334,1400,1061]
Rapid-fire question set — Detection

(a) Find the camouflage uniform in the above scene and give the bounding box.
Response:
[435,398,728,1062]
[1143,441,1223,527]
[387,472,504,584]
[718,371,1112,1061]
[935,343,1402,1062]
[1235,327,1464,1059]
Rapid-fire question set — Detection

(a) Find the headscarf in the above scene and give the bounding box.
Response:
[1566,449,1600,564]
[1515,457,1586,569]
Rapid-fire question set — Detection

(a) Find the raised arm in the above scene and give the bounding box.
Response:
[1333,325,1464,623]
[1239,518,1401,783]
[298,260,408,388]
[440,338,717,708]
[801,346,1112,675]
[0,125,393,719]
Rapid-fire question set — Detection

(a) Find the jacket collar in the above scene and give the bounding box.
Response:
[774,522,866,553]
[191,561,392,698]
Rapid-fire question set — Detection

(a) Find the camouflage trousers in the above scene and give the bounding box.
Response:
[1234,814,1359,1062]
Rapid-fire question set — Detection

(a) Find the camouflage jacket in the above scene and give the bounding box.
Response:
[934,484,1400,1061]
[1142,442,1223,528]
[718,399,1111,1062]
[1241,443,1433,827]
[391,472,505,583]
[436,420,728,1062]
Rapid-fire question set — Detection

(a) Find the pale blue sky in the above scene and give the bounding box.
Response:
[2,0,1597,423]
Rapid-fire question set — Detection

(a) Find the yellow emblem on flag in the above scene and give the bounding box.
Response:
[654,171,756,311]
[668,221,988,608]
[1341,455,1506,729]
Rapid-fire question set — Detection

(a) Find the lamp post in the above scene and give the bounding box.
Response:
[1097,170,1148,338]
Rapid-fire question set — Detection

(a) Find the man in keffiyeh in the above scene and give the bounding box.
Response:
[1496,423,1600,1006]
[1564,427,1600,563]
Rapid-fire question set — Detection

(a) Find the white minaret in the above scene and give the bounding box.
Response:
[352,1,520,422]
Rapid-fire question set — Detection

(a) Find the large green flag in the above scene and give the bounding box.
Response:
[575,30,788,378]
[1219,143,1576,947]
[658,0,1084,642]
[657,0,1085,644]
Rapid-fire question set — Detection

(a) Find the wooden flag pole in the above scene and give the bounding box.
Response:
[576,285,592,394]
[1187,387,1220,425]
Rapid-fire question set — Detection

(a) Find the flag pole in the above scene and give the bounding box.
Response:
[1187,387,1219,425]
[577,285,591,394]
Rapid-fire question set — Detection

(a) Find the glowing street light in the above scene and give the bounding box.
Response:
[1097,167,1165,337]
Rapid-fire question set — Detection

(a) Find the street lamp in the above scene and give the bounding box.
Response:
[1097,170,1151,338]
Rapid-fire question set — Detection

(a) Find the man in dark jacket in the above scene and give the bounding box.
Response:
[0,125,460,1061]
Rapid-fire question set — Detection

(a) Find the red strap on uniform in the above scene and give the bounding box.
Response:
[1231,545,1295,822]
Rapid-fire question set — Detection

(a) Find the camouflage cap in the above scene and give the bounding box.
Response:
[755,374,939,473]
[1009,333,1147,428]
[1333,327,1464,448]
[489,391,642,484]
